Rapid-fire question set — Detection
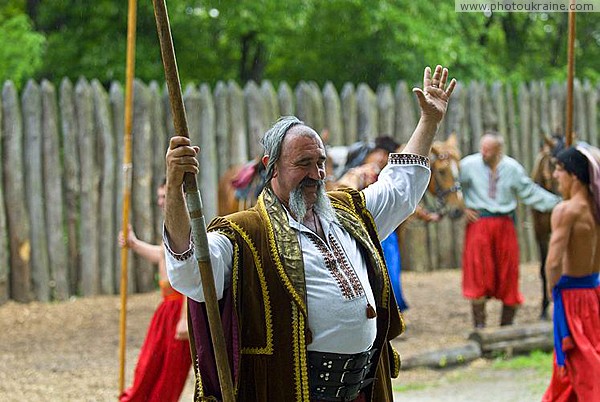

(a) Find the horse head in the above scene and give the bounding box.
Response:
[428,133,464,219]
[532,134,565,194]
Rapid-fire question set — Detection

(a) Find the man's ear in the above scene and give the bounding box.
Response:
[262,155,277,177]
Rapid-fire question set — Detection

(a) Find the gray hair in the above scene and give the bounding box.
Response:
[261,116,304,182]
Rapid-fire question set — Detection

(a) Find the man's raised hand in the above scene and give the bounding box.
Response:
[413,65,456,124]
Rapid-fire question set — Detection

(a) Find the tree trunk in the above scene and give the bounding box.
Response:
[41,80,69,300]
[131,80,154,292]
[3,81,32,302]
[59,78,80,295]
[92,80,116,295]
[23,80,51,302]
[240,32,266,84]
[468,322,553,356]
[76,78,100,296]
[401,342,481,370]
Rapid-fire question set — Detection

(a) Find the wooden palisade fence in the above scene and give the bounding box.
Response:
[0,78,598,303]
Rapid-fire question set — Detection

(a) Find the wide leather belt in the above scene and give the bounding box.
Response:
[308,348,376,401]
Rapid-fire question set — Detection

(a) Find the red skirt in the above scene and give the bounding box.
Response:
[120,292,191,402]
[543,286,600,402]
[462,216,524,305]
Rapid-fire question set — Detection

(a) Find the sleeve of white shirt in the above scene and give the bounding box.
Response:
[363,154,431,239]
[164,229,234,303]
[512,162,561,212]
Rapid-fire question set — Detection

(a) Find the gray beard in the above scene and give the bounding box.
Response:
[288,181,338,225]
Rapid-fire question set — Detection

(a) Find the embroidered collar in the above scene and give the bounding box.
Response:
[258,185,388,312]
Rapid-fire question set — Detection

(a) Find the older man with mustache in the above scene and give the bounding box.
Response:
[164,65,455,402]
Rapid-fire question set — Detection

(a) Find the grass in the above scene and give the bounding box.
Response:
[392,383,429,392]
[491,349,554,395]
[394,350,554,395]
[491,349,553,376]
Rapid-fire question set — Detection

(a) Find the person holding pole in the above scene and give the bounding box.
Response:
[163,65,455,401]
[459,133,561,328]
[542,145,600,402]
[119,181,191,402]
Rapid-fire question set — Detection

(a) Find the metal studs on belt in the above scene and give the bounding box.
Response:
[323,360,332,368]
[319,373,330,380]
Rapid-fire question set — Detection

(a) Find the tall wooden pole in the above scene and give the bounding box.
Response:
[565,1,576,147]
[151,0,235,400]
[118,0,137,393]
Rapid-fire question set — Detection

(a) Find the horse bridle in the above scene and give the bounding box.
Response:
[427,152,462,216]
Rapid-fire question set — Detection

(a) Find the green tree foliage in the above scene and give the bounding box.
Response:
[167,0,309,84]
[0,12,45,87]
[1,0,598,88]
[29,0,302,86]
[465,11,600,82]
[32,1,163,83]
[272,1,599,87]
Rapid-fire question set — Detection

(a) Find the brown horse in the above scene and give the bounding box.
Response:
[427,134,464,219]
[219,134,464,218]
[531,134,564,319]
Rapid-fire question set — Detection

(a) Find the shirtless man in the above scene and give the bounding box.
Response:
[542,146,600,402]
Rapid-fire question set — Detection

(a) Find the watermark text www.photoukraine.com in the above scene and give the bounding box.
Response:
[456,0,600,12]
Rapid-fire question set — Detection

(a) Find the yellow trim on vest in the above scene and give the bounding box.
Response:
[358,190,367,209]
[399,311,406,334]
[194,357,202,399]
[226,220,274,355]
[292,303,310,401]
[231,241,240,312]
[391,346,401,378]
[258,197,308,317]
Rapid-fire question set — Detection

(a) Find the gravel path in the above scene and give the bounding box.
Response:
[392,360,548,401]
[0,263,551,401]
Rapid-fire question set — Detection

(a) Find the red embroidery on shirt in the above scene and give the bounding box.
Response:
[305,232,364,300]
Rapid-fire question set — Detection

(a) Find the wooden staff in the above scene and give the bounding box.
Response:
[119,0,137,394]
[565,0,576,147]
[118,0,138,393]
[151,0,235,400]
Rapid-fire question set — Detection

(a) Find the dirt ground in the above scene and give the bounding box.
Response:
[0,262,549,401]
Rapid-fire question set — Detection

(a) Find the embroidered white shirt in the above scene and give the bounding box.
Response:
[165,154,430,354]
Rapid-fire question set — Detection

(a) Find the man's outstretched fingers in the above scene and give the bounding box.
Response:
[446,78,457,97]
[412,87,427,107]
[439,68,449,90]
[423,66,432,88]
[431,65,442,87]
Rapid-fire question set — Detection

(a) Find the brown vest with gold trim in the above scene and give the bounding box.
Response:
[194,186,403,401]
